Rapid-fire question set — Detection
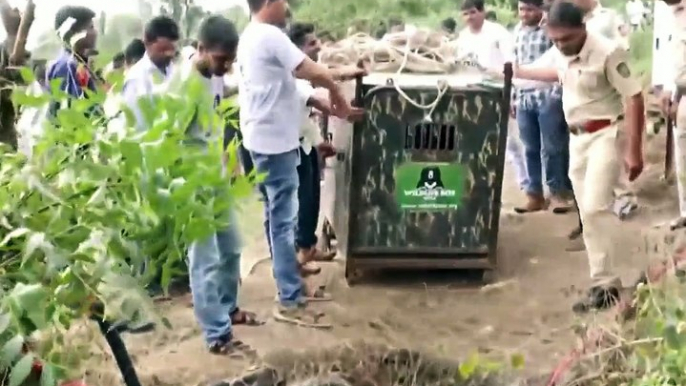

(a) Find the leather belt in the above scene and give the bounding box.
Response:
[568,116,621,135]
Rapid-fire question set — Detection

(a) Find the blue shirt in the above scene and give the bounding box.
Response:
[46,50,99,117]
[46,50,96,98]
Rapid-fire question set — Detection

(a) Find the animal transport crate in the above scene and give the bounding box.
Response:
[319,65,513,283]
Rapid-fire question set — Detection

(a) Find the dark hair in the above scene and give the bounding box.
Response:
[441,17,457,33]
[198,15,239,53]
[520,0,544,6]
[547,0,585,28]
[288,22,315,47]
[112,52,125,69]
[144,15,180,42]
[461,0,485,11]
[54,5,95,42]
[124,38,146,65]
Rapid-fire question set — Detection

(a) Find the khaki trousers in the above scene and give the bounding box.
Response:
[569,123,621,287]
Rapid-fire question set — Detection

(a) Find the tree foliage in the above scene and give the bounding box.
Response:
[0,68,255,386]
[291,0,517,38]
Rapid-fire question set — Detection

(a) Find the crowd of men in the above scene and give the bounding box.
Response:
[39,0,366,355]
[32,0,684,358]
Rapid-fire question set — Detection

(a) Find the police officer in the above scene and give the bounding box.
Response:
[578,0,637,222]
[660,0,686,229]
[515,0,645,312]
[536,0,631,251]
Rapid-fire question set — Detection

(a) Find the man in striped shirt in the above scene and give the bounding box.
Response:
[512,0,572,214]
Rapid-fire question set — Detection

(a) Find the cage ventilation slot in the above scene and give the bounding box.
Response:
[404,123,456,151]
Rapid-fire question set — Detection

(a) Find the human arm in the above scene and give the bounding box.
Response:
[514,47,560,82]
[605,46,645,181]
[305,93,363,121]
[267,27,352,118]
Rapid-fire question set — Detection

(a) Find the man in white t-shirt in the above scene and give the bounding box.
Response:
[166,15,262,356]
[456,0,530,195]
[238,0,363,327]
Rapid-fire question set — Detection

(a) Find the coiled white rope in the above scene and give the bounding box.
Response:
[319,30,485,121]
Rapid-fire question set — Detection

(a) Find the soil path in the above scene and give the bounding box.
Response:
[83,134,679,386]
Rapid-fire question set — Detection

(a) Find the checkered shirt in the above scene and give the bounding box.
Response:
[512,25,561,109]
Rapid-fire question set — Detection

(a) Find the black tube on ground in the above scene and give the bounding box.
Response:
[94,318,142,386]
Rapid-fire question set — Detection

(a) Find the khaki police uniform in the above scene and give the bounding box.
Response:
[584,4,636,219]
[555,33,642,286]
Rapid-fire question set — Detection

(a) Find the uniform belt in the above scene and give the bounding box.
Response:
[568,116,622,135]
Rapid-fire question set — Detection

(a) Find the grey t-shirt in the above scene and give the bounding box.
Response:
[236,21,306,155]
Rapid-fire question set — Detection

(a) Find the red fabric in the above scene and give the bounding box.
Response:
[581,119,612,134]
[75,64,90,88]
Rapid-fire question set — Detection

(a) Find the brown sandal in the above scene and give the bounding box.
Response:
[514,194,547,214]
[309,248,336,262]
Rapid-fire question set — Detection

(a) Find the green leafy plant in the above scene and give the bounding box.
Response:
[0,67,257,386]
[560,267,686,386]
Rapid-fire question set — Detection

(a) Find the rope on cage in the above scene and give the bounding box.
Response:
[318,30,490,121]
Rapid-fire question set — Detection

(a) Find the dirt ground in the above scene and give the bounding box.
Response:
[82,132,681,386]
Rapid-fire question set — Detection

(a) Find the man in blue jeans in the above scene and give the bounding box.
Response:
[166,16,261,355]
[512,0,572,214]
[238,0,361,327]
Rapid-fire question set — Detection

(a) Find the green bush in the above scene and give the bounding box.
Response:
[0,68,256,385]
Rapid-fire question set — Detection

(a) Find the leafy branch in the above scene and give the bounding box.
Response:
[0,67,256,386]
